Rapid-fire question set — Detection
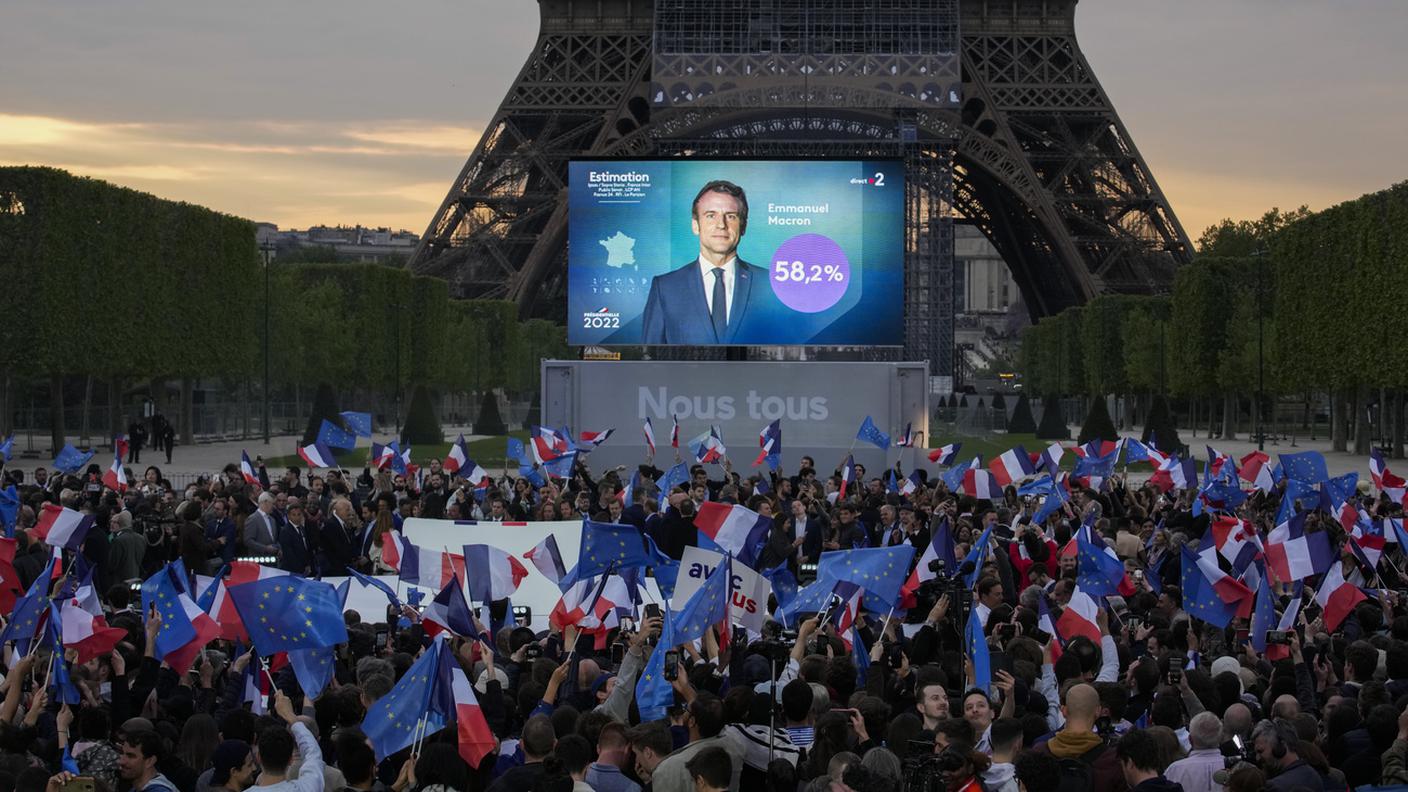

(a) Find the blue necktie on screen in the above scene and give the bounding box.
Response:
[710,267,727,340]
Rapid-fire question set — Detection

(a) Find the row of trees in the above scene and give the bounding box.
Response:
[1020,185,1408,456]
[0,167,568,450]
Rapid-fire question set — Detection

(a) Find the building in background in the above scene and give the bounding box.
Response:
[953,223,1026,388]
[256,223,418,262]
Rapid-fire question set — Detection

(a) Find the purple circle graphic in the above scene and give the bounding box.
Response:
[769,234,851,313]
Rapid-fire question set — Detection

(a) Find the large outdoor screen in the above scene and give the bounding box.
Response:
[567,159,905,346]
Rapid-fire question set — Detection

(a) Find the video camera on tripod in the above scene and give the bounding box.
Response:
[905,558,976,624]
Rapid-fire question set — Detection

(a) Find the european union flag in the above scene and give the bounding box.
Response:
[288,646,337,699]
[763,562,798,610]
[316,419,358,450]
[965,599,991,694]
[815,545,916,611]
[1018,476,1057,497]
[339,411,373,438]
[0,556,51,654]
[942,458,977,493]
[346,567,403,608]
[362,636,450,760]
[635,609,676,722]
[141,567,197,658]
[1280,451,1329,485]
[1195,477,1248,516]
[46,613,81,705]
[506,438,528,464]
[226,575,350,657]
[672,553,732,643]
[1283,479,1320,517]
[777,574,840,622]
[1033,484,1069,525]
[658,462,690,495]
[542,450,579,479]
[852,627,871,687]
[53,444,94,474]
[1249,564,1275,654]
[1074,450,1117,481]
[577,520,655,579]
[518,463,547,488]
[1180,546,1238,628]
[1324,472,1359,510]
[856,416,892,450]
[0,485,18,537]
[1076,535,1126,598]
[963,523,996,588]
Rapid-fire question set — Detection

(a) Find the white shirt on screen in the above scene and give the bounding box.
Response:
[698,256,737,323]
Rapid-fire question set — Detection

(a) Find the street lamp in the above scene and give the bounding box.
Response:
[259,241,275,445]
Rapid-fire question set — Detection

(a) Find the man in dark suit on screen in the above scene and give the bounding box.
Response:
[640,180,772,344]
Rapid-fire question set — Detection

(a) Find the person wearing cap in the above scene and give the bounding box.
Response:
[210,741,256,792]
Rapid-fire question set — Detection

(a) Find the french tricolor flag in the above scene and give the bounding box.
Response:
[1316,559,1367,633]
[962,468,1001,500]
[462,459,491,488]
[102,455,127,494]
[1239,450,1276,492]
[643,418,656,456]
[755,420,781,467]
[298,441,336,469]
[928,443,961,465]
[1033,443,1064,475]
[1056,586,1101,645]
[838,454,857,500]
[895,423,917,448]
[1194,544,1254,618]
[449,662,496,767]
[579,428,615,448]
[164,592,223,675]
[1264,512,1332,585]
[1211,516,1263,575]
[1036,593,1064,661]
[240,451,260,487]
[60,577,127,664]
[695,502,771,568]
[670,415,681,448]
[444,434,470,474]
[550,575,617,631]
[370,442,396,471]
[989,445,1034,488]
[897,470,920,496]
[463,544,530,602]
[206,561,288,642]
[1371,449,1407,504]
[383,532,465,590]
[531,426,570,463]
[1206,446,1235,479]
[1151,456,1197,492]
[35,503,95,551]
[523,535,567,586]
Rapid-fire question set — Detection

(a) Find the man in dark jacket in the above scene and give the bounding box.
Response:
[320,497,365,573]
[1254,718,1331,791]
[1116,728,1184,792]
[487,715,555,792]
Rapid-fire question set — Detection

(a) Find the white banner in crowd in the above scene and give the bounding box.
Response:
[672,546,770,634]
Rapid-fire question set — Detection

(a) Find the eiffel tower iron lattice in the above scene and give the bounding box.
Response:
[408,0,1192,376]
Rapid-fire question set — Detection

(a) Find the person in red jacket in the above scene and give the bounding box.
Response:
[1007,521,1057,585]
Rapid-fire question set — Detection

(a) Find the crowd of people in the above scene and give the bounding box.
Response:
[2,441,1408,792]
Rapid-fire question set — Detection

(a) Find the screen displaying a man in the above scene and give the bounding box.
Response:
[641,180,773,344]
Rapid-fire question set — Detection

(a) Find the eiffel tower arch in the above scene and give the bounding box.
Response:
[408,0,1192,376]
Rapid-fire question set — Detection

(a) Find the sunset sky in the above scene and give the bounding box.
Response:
[2,0,1404,241]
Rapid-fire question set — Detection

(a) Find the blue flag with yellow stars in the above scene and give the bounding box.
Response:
[141,566,197,658]
[0,555,52,654]
[288,646,337,699]
[1180,546,1238,628]
[672,553,733,645]
[856,416,892,450]
[965,601,991,694]
[815,544,916,612]
[576,520,656,580]
[962,523,996,588]
[362,635,450,760]
[635,608,676,723]
[46,609,82,705]
[1076,534,1126,598]
[226,575,350,657]
[316,419,357,451]
[1279,451,1329,485]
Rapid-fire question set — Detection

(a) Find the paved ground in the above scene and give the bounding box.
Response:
[3,421,1378,484]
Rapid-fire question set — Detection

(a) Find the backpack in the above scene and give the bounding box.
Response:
[1051,743,1106,792]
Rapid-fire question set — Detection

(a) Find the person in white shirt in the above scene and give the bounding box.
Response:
[1164,712,1226,792]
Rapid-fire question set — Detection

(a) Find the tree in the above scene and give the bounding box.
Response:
[301,383,341,444]
[401,385,443,446]
[475,390,508,436]
[1196,206,1312,257]
[1078,397,1117,445]
[1143,394,1183,455]
[1036,396,1069,440]
[1007,394,1037,434]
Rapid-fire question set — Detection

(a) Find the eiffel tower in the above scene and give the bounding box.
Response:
[408,0,1191,375]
